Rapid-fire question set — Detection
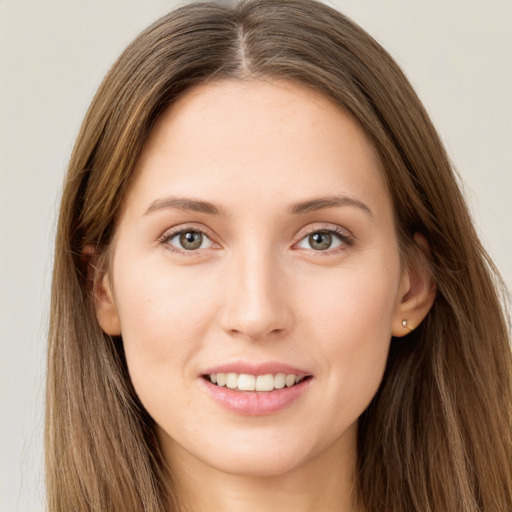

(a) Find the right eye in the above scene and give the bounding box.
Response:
[164,229,214,252]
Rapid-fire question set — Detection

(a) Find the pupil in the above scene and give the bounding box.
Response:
[310,232,332,250]
[180,231,202,250]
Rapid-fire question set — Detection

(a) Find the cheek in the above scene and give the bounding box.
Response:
[301,254,399,337]
[111,258,219,380]
[298,256,400,409]
[111,261,224,435]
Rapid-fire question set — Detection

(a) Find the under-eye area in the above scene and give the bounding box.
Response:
[203,373,313,392]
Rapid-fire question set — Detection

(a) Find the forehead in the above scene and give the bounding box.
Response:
[123,79,391,220]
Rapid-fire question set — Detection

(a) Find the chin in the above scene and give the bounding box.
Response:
[205,445,311,478]
[159,422,322,478]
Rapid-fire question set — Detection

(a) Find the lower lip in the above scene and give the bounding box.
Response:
[200,378,312,416]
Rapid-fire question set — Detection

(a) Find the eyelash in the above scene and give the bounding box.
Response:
[158,224,217,256]
[158,224,354,255]
[295,226,354,254]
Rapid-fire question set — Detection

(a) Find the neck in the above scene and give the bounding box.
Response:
[162,428,360,512]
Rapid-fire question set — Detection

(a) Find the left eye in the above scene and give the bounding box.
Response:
[167,230,213,251]
[296,230,344,251]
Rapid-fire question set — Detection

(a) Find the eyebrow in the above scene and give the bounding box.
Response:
[144,197,223,216]
[289,195,373,217]
[144,194,372,217]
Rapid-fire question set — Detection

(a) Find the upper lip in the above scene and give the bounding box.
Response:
[201,361,312,377]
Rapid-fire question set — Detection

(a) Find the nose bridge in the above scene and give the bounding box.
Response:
[220,241,291,340]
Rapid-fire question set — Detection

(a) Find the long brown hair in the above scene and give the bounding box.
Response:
[46,0,512,510]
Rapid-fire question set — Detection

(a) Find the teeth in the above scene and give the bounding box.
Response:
[285,374,296,387]
[238,374,256,391]
[274,373,285,389]
[207,372,307,392]
[226,373,238,389]
[256,374,274,392]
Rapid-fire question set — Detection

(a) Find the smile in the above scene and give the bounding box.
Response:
[205,372,309,392]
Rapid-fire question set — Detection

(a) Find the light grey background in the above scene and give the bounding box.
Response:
[1,1,510,511]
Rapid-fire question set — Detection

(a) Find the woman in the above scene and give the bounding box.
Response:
[46,0,512,510]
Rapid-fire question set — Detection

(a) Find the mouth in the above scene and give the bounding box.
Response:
[202,372,312,392]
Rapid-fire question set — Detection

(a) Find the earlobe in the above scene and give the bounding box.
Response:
[392,234,436,337]
[82,245,121,335]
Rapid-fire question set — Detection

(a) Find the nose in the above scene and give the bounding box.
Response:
[219,247,293,341]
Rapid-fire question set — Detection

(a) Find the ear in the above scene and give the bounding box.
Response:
[82,245,121,336]
[392,234,436,337]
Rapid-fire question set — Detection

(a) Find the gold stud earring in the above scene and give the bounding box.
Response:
[402,319,414,331]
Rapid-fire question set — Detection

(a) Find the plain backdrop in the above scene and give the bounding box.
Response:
[1,1,511,510]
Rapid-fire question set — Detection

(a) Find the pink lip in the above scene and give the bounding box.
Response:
[199,361,313,416]
[200,378,312,416]
[201,361,311,376]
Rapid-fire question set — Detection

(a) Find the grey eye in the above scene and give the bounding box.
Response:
[168,230,212,251]
[180,231,203,250]
[297,231,343,251]
[309,232,332,250]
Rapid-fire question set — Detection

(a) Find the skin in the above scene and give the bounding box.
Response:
[95,80,435,512]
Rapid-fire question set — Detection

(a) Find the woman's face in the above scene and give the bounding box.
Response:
[98,80,409,478]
